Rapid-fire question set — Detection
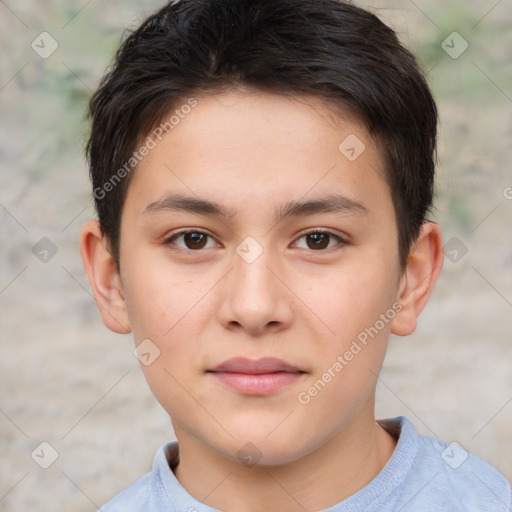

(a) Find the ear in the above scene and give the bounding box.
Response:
[391,222,443,336]
[79,220,131,334]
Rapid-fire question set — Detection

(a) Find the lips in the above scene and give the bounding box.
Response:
[207,357,306,395]
[209,357,304,374]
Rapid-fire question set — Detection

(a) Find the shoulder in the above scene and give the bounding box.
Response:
[419,431,511,506]
[97,472,152,512]
[96,441,180,512]
[392,416,512,511]
[96,441,218,512]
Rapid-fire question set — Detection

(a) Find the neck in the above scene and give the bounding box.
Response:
[173,407,397,512]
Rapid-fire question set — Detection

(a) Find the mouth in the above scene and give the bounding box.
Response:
[206,357,307,396]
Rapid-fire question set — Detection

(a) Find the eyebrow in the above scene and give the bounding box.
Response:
[144,193,368,222]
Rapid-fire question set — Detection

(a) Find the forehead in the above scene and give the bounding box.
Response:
[124,90,392,222]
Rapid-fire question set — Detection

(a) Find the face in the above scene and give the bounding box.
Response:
[118,90,403,465]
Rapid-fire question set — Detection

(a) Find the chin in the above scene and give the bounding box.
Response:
[213,427,314,467]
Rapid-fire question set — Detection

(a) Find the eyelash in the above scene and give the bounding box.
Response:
[163,229,347,253]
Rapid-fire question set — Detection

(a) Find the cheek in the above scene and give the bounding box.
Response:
[296,258,397,344]
[295,274,393,423]
[123,262,211,414]
[123,254,208,341]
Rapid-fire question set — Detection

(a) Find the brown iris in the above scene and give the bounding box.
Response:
[306,233,330,250]
[183,232,208,249]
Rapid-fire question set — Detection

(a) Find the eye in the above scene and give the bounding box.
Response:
[164,230,218,251]
[294,230,346,251]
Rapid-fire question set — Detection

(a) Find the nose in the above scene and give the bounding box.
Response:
[216,243,293,336]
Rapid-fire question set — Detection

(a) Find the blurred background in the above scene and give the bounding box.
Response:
[0,0,511,510]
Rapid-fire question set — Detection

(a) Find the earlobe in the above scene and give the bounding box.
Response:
[391,222,444,336]
[79,220,131,334]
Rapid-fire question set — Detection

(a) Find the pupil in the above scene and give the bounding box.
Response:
[308,233,329,250]
[186,232,207,249]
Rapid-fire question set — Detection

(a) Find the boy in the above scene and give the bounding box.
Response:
[79,0,511,510]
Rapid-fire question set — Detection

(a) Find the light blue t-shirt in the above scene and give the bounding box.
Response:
[98,416,511,511]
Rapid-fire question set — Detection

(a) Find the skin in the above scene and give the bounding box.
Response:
[80,90,443,511]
